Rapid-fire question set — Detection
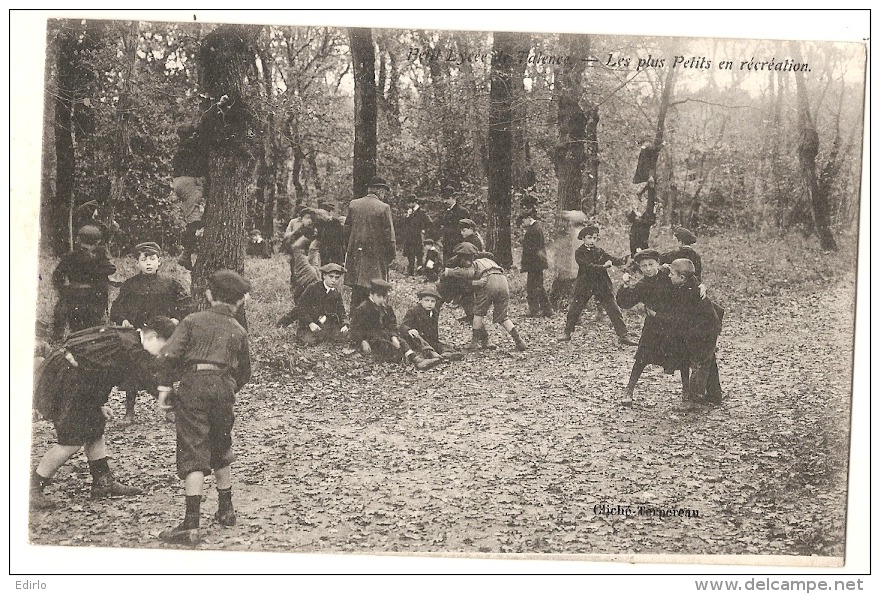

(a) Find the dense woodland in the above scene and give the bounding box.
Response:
[40,19,864,269]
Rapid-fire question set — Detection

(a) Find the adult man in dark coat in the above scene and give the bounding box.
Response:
[400,195,433,275]
[519,209,553,317]
[438,186,469,262]
[344,177,397,308]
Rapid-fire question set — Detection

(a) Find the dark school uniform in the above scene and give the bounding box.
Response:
[293,280,349,345]
[52,246,117,339]
[521,220,551,315]
[317,217,346,265]
[400,304,454,355]
[34,326,162,445]
[401,206,433,274]
[659,245,703,278]
[159,303,251,479]
[350,299,403,363]
[564,245,628,337]
[110,273,193,328]
[616,269,678,368]
[422,245,442,282]
[461,231,484,252]
[627,209,656,256]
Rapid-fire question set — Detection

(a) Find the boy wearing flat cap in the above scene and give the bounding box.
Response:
[52,225,118,341]
[156,269,252,545]
[110,241,193,422]
[443,242,527,352]
[459,219,485,252]
[246,228,273,259]
[401,195,433,276]
[290,263,350,346]
[558,224,637,346]
[660,227,702,278]
[400,285,463,367]
[350,279,407,364]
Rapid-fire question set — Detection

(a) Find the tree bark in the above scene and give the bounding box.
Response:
[255,45,276,237]
[193,24,260,315]
[555,34,590,215]
[51,25,78,254]
[791,41,838,251]
[486,32,523,268]
[583,105,600,215]
[349,28,378,199]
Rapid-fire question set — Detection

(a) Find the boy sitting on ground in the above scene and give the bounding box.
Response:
[281,263,350,345]
[400,285,463,367]
[350,279,412,365]
[110,241,192,423]
[443,242,527,352]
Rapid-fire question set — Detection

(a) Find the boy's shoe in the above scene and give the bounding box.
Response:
[30,487,55,510]
[413,353,442,370]
[440,350,464,361]
[557,332,572,342]
[214,508,237,527]
[159,523,201,545]
[91,475,144,499]
[618,335,638,346]
[620,388,634,407]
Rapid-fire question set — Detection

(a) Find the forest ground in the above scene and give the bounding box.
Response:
[27,228,857,559]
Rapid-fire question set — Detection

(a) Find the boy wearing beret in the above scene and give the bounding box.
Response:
[518,209,553,318]
[110,242,193,422]
[289,263,350,345]
[660,227,703,278]
[246,229,273,259]
[156,269,252,545]
[52,225,118,341]
[349,279,409,364]
[443,243,527,352]
[400,285,463,366]
[30,317,177,509]
[558,225,637,346]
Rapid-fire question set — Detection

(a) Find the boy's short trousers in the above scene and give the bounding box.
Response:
[473,273,510,324]
[174,370,236,479]
[54,397,107,446]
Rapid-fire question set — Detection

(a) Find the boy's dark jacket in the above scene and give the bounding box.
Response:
[616,269,676,366]
[110,273,193,327]
[575,245,627,287]
[660,246,703,278]
[655,276,723,360]
[294,280,348,327]
[399,304,440,348]
[350,299,399,343]
[400,207,433,248]
[52,246,117,296]
[520,221,548,272]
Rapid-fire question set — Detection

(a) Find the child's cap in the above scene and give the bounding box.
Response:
[319,262,346,275]
[142,316,177,340]
[423,238,435,245]
[633,249,661,263]
[459,218,476,229]
[453,242,478,256]
[134,241,161,256]
[249,228,262,236]
[209,269,252,297]
[77,225,102,244]
[673,227,697,245]
[369,278,393,296]
[417,285,441,300]
[578,224,600,239]
[670,258,696,276]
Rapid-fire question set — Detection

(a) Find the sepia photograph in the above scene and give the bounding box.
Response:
[9,9,870,578]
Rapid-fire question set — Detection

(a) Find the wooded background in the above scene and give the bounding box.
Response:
[40,19,865,264]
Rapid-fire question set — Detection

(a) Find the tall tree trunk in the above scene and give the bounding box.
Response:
[52,26,78,254]
[487,32,524,268]
[193,24,259,315]
[647,65,677,220]
[583,105,600,215]
[256,46,276,237]
[106,21,139,246]
[555,34,590,216]
[349,28,377,199]
[791,41,838,251]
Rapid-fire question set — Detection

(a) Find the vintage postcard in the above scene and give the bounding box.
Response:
[9,9,870,579]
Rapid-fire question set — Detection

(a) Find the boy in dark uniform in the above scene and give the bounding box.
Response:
[439,186,469,262]
[660,227,703,278]
[30,317,177,509]
[52,225,117,341]
[289,263,350,345]
[315,201,346,265]
[110,242,193,422]
[246,229,273,259]
[401,195,433,275]
[420,238,442,282]
[400,285,463,366]
[350,279,407,363]
[156,269,252,545]
[558,224,637,346]
[519,209,553,317]
[459,219,485,252]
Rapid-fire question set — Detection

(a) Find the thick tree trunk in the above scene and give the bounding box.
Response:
[52,27,77,254]
[349,28,378,199]
[256,47,276,237]
[583,105,600,215]
[555,34,590,215]
[193,24,259,314]
[791,41,838,251]
[486,32,523,268]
